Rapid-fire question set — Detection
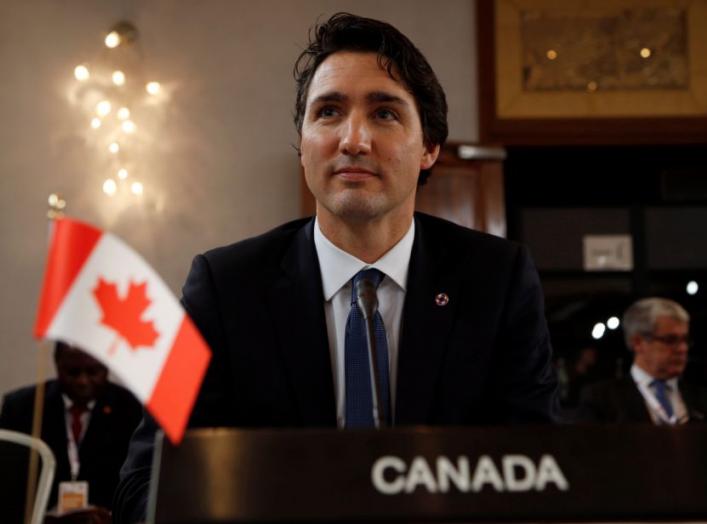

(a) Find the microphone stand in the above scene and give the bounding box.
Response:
[355,278,386,428]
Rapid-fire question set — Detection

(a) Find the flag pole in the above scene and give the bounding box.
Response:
[24,339,51,523]
[24,195,66,521]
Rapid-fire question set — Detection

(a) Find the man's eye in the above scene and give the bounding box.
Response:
[316,106,340,118]
[375,108,398,121]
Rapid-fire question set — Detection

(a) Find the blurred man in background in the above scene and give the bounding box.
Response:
[0,342,142,519]
[579,297,707,424]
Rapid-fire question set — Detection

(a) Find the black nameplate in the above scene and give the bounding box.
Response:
[151,425,707,522]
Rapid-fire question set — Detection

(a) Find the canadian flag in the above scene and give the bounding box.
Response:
[34,217,211,444]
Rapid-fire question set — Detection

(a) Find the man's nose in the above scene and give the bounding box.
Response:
[339,113,371,156]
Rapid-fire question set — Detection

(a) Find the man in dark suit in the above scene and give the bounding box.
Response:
[0,342,142,516]
[114,13,557,522]
[578,298,707,424]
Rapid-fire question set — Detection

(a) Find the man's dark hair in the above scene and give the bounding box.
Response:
[293,12,448,184]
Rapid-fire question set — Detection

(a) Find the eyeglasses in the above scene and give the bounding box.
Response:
[644,334,693,348]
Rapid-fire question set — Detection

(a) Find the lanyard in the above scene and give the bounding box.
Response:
[66,421,81,480]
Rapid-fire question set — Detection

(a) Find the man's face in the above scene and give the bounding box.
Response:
[55,345,108,406]
[300,51,439,225]
[632,316,689,380]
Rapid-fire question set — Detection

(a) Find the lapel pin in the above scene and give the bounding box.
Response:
[435,293,449,306]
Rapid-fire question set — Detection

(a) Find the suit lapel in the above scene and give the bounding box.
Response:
[42,382,71,480]
[266,220,336,426]
[680,382,707,423]
[396,216,460,425]
[79,393,109,470]
[621,378,653,422]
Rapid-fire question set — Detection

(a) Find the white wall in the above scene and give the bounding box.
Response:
[0,0,478,394]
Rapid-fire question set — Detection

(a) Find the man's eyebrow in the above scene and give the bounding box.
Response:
[309,92,348,105]
[308,91,409,106]
[366,91,408,106]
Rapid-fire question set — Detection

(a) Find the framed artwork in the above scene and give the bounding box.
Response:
[477,0,707,144]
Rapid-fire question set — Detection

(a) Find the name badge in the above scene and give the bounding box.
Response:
[58,481,89,513]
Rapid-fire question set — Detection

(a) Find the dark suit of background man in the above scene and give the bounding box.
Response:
[579,297,707,424]
[114,13,558,523]
[0,342,142,518]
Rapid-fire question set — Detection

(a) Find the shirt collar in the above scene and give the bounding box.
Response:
[630,364,679,389]
[61,394,96,412]
[313,217,415,301]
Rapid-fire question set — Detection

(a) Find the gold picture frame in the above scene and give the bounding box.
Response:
[478,0,707,144]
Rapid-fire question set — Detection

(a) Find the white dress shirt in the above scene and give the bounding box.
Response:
[313,218,415,427]
[630,364,688,424]
[61,394,95,479]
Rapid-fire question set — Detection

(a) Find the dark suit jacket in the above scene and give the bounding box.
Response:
[0,379,142,509]
[577,376,707,424]
[114,213,558,523]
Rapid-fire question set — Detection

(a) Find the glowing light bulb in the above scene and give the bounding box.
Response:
[96,100,112,117]
[112,70,126,86]
[146,81,161,95]
[546,49,558,60]
[109,142,120,154]
[117,107,130,120]
[131,181,143,195]
[105,31,120,48]
[687,281,699,295]
[591,322,606,340]
[607,316,620,330]
[640,47,652,59]
[48,194,59,206]
[121,120,136,134]
[103,179,117,195]
[90,117,102,129]
[74,65,90,81]
[117,168,128,179]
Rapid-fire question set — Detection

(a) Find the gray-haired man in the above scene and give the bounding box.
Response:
[578,298,706,424]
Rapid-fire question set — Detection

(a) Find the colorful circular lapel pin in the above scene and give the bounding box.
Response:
[435,293,449,306]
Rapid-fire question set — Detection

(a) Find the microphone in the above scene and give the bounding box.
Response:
[355,275,386,428]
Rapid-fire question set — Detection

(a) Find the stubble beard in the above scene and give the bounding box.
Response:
[321,188,391,224]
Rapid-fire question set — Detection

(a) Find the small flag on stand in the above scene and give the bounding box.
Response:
[34,217,211,443]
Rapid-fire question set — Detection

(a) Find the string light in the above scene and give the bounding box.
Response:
[112,70,126,86]
[121,120,136,134]
[96,100,112,117]
[74,65,90,81]
[71,21,163,202]
[102,179,117,195]
[591,322,606,340]
[607,317,620,330]
[687,281,699,295]
[146,81,161,95]
[105,31,120,48]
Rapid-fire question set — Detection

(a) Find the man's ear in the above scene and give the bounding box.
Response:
[420,143,440,171]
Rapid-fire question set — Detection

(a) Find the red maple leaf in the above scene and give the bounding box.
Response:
[93,278,160,350]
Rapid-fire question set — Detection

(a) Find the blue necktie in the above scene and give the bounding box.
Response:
[344,268,391,428]
[652,380,674,419]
